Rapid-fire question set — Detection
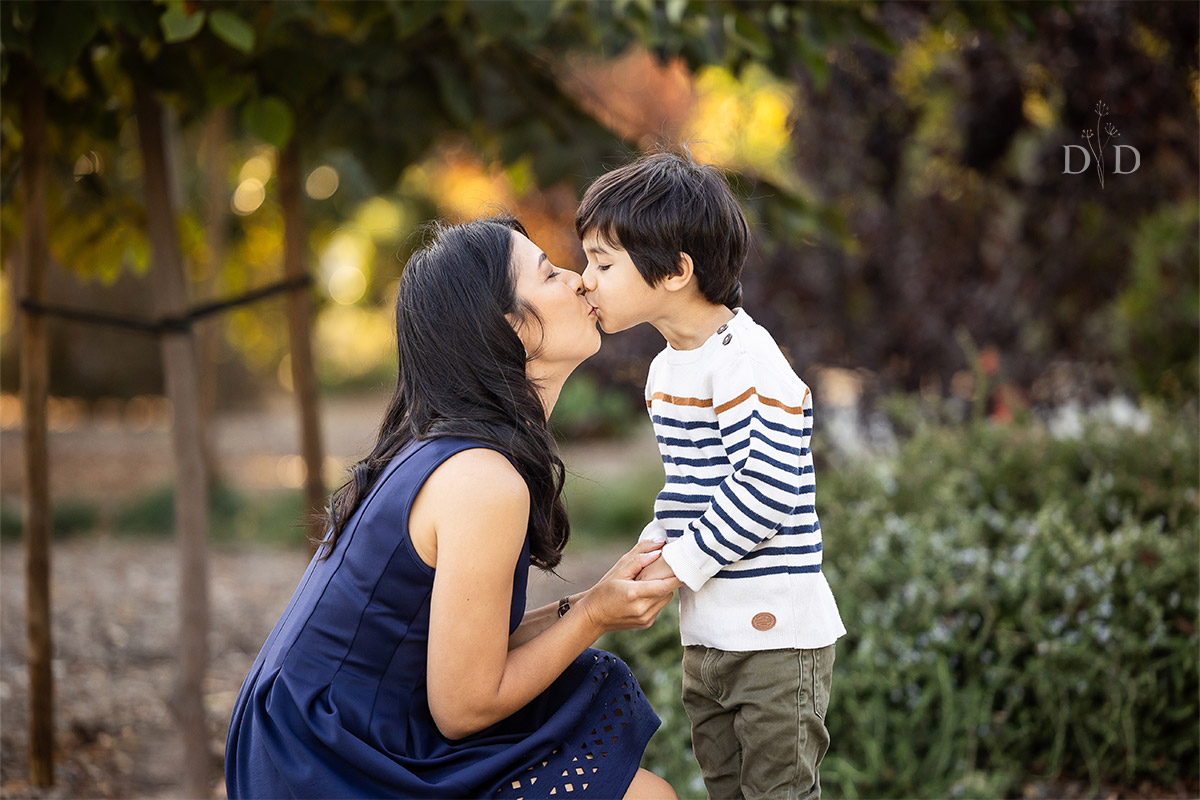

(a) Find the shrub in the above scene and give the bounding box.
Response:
[550,371,642,440]
[0,498,101,540]
[114,483,309,546]
[562,464,664,544]
[602,400,1199,798]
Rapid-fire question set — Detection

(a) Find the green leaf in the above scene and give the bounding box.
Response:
[160,2,205,43]
[204,68,253,108]
[208,9,255,54]
[28,1,100,77]
[723,10,771,61]
[241,96,294,149]
[665,0,688,26]
[389,0,443,39]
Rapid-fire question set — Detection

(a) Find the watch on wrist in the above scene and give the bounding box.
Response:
[557,595,571,618]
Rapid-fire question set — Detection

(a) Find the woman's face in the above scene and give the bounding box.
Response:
[508,231,601,369]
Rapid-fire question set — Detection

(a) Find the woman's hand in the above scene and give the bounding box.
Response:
[575,539,683,635]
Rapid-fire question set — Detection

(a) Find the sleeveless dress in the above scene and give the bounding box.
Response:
[225,436,660,799]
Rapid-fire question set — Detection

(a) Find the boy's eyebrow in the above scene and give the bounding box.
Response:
[584,244,610,255]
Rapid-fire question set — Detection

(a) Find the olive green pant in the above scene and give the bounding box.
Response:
[682,644,835,800]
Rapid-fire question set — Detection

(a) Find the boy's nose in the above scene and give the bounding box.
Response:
[580,265,596,293]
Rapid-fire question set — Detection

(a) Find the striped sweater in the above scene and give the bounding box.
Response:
[639,309,845,651]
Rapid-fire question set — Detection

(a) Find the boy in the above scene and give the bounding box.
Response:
[575,151,845,800]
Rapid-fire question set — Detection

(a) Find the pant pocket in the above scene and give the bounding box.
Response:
[811,644,835,720]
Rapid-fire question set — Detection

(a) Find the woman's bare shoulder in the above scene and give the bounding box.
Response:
[423,446,530,515]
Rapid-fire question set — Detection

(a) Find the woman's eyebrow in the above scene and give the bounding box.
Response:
[538,252,549,270]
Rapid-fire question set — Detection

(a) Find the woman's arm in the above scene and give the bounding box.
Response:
[422,449,678,741]
[507,594,578,650]
[508,533,669,648]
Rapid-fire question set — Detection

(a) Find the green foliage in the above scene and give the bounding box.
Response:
[207,10,256,54]
[115,480,244,537]
[550,372,643,441]
[601,404,1199,797]
[562,461,663,545]
[0,498,101,540]
[114,482,309,547]
[160,3,206,44]
[1110,201,1200,399]
[240,95,294,149]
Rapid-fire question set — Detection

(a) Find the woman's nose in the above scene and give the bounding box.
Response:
[564,268,585,294]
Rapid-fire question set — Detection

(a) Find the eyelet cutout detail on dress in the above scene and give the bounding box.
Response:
[494,654,646,799]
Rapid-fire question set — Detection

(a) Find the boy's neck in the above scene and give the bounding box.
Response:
[653,300,736,351]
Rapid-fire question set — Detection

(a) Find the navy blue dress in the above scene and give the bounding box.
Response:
[225,436,660,799]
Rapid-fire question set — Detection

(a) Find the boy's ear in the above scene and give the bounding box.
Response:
[660,252,694,293]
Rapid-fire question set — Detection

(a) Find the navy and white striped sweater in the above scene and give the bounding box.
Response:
[640,309,845,651]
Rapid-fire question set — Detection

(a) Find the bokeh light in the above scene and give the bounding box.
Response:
[305,165,339,200]
[239,152,274,184]
[232,178,266,215]
[328,265,367,306]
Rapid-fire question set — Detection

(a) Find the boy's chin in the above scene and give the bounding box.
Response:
[597,318,633,335]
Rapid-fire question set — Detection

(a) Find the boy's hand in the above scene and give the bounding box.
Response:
[636,552,678,583]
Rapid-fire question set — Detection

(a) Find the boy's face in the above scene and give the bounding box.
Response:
[580,232,663,334]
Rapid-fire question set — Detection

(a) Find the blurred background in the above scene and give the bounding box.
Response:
[0,1,1196,798]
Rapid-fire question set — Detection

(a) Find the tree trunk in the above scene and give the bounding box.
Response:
[197,109,230,486]
[21,69,54,790]
[133,81,212,800]
[278,140,326,546]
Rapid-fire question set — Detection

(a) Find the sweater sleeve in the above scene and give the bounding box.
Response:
[660,357,813,592]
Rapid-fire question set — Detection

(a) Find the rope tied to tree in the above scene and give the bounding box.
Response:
[17,274,313,336]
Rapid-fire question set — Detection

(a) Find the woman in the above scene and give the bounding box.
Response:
[225,217,681,799]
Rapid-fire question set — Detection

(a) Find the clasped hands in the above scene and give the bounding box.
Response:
[575,539,682,634]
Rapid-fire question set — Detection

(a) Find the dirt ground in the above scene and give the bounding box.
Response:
[0,536,626,800]
[0,390,649,799]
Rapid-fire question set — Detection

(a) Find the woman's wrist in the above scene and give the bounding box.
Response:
[568,589,609,638]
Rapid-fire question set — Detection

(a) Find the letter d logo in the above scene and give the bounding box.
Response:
[1062,145,1091,174]
[1113,145,1141,174]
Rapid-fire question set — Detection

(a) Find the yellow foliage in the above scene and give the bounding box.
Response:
[315,304,395,382]
[1022,91,1056,130]
[354,197,407,242]
[893,23,960,100]
[684,64,798,187]
[418,152,517,222]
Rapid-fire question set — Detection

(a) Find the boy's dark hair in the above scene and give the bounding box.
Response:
[575,150,748,308]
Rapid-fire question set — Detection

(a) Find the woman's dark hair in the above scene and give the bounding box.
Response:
[575,148,748,309]
[314,216,569,570]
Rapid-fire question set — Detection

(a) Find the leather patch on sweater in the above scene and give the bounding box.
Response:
[751,612,776,631]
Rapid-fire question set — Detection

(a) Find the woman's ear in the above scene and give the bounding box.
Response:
[660,252,695,293]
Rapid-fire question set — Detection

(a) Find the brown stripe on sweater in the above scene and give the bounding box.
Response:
[646,392,715,409]
[714,386,807,415]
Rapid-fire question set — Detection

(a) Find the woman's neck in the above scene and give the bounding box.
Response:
[526,362,568,420]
